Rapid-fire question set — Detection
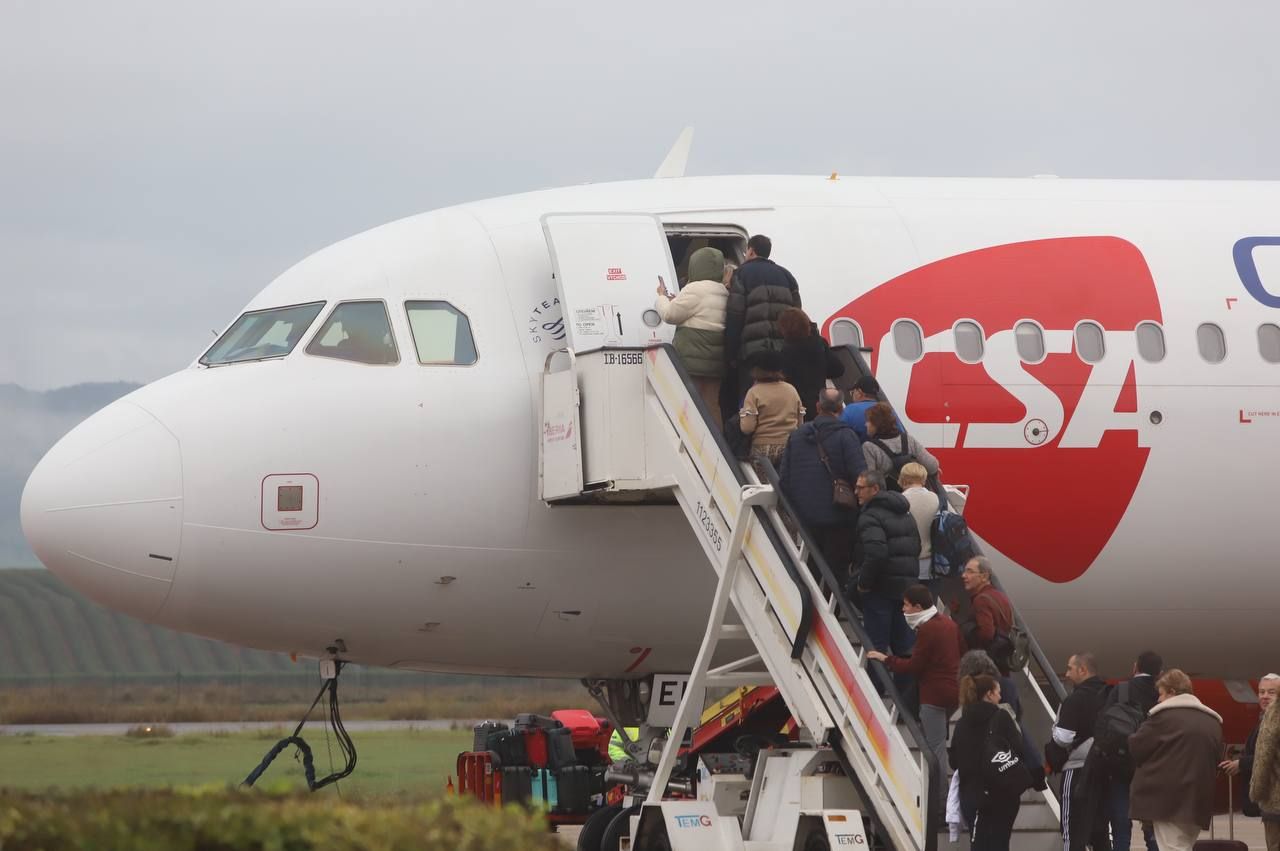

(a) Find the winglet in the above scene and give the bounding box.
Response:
[654,127,694,178]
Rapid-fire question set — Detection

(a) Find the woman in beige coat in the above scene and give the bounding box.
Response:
[738,349,803,465]
[656,246,728,428]
[1250,699,1280,851]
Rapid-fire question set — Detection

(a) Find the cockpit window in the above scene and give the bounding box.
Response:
[305,301,399,365]
[405,301,478,365]
[201,302,325,366]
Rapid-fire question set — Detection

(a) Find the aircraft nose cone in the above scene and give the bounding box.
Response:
[20,400,183,621]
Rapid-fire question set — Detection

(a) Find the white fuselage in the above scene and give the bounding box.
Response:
[21,175,1280,680]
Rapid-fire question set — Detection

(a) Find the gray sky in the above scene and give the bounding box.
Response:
[3,0,1279,389]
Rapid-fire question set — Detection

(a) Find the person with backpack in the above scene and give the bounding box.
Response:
[898,462,939,588]
[779,389,866,574]
[1048,652,1112,851]
[1101,651,1163,851]
[862,402,938,490]
[949,673,1031,851]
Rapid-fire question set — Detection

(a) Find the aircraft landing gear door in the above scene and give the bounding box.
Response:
[541,213,679,351]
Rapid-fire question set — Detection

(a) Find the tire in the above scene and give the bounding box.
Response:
[600,803,642,851]
[577,804,622,851]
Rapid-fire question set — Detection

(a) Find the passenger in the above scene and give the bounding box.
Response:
[863,402,939,490]
[779,388,865,574]
[840,375,901,442]
[778,307,844,423]
[655,247,728,429]
[1104,651,1163,851]
[1129,670,1225,851]
[1250,689,1280,851]
[851,470,920,659]
[949,673,1024,851]
[738,350,803,466]
[1230,674,1280,849]
[1047,653,1111,851]
[867,584,965,824]
[724,234,801,401]
[898,462,940,589]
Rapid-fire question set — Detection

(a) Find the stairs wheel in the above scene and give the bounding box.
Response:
[600,803,642,851]
[576,803,622,851]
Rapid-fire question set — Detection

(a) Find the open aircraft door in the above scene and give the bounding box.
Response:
[541,213,679,351]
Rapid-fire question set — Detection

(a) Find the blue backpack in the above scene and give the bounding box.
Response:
[930,510,976,578]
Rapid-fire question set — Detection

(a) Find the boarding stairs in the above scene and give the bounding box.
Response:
[540,344,1065,851]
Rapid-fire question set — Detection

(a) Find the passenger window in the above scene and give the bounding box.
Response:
[1075,321,1106,363]
[953,321,984,363]
[201,302,325,366]
[406,301,478,365]
[830,318,863,349]
[306,301,399,365]
[1014,321,1045,363]
[1135,322,1166,363]
[1259,324,1280,363]
[1197,322,1226,363]
[892,320,923,362]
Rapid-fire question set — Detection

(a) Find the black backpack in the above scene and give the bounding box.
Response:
[870,435,913,491]
[982,711,1033,801]
[1093,682,1145,781]
[930,510,976,578]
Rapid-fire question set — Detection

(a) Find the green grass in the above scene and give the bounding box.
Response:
[0,729,473,796]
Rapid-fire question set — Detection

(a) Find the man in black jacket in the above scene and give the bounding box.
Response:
[724,234,801,394]
[1105,651,1162,851]
[779,389,865,575]
[1222,674,1280,822]
[1049,652,1112,851]
[852,470,920,656]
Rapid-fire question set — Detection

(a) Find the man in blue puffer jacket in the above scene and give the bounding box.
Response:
[779,389,865,576]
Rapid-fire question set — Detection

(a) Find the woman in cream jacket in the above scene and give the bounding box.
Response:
[656,246,728,428]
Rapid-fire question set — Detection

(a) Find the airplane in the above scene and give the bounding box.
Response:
[20,158,1280,733]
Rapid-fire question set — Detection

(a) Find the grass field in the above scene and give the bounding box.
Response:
[0,729,473,796]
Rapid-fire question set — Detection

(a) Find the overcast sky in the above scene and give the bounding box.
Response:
[3,0,1278,389]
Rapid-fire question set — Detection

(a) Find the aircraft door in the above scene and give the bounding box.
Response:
[541,213,679,351]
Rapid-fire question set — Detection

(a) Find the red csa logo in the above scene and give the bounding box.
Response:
[824,237,1161,583]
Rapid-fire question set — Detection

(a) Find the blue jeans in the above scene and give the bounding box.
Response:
[1107,778,1157,851]
[862,592,915,656]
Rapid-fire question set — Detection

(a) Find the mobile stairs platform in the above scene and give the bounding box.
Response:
[540,343,1067,851]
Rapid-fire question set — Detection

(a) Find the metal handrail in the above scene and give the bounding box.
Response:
[642,343,815,659]
[752,455,939,849]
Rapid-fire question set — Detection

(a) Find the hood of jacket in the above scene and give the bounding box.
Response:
[687,246,725,284]
[865,489,910,515]
[1150,692,1223,723]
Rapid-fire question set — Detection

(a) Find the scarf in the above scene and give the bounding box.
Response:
[905,605,938,631]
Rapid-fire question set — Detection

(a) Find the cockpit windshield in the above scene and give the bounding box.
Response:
[200,302,325,366]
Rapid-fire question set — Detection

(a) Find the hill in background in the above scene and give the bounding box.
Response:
[0,381,142,566]
[0,568,297,680]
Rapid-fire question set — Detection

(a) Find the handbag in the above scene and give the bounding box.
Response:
[814,432,856,509]
[981,710,1033,800]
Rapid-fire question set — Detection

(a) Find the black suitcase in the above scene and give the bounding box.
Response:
[486,728,527,768]
[1193,770,1248,851]
[546,726,577,769]
[473,720,507,753]
[514,713,562,731]
[555,765,590,815]
[501,766,532,805]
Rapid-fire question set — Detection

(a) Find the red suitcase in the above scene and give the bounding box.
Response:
[521,727,549,768]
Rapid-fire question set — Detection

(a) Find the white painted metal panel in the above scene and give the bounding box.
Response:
[541,213,678,351]
[540,361,583,501]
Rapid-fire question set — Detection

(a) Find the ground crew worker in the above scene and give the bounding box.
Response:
[609,726,640,763]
